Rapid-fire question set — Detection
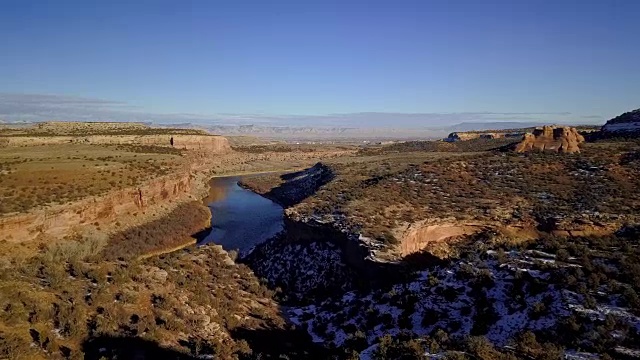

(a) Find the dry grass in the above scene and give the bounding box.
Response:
[102,201,210,260]
[0,126,207,137]
[0,144,186,214]
[0,242,287,359]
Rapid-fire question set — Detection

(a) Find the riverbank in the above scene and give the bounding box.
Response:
[199,174,285,255]
[137,238,197,260]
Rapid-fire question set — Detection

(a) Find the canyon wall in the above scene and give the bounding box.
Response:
[281,218,396,278]
[0,171,200,242]
[0,132,231,242]
[398,222,485,256]
[395,215,621,258]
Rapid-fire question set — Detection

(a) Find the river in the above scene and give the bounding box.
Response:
[199,175,284,254]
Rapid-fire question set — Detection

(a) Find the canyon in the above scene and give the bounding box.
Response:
[0,123,353,248]
[1,112,639,359]
[237,131,640,358]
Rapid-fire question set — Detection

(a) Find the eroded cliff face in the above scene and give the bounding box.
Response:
[0,134,231,153]
[397,222,485,256]
[515,125,585,153]
[393,214,622,258]
[0,171,200,242]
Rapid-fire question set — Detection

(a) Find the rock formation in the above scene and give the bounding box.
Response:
[515,125,585,153]
[602,108,640,133]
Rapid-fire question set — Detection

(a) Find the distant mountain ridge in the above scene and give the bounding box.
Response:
[198,122,589,140]
[0,118,603,141]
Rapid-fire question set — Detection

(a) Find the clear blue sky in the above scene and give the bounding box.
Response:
[0,0,638,125]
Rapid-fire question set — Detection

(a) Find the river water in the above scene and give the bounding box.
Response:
[199,175,284,254]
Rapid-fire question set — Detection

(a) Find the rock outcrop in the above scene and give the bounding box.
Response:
[515,125,585,153]
[602,108,640,133]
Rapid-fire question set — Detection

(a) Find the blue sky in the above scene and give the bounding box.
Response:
[0,0,638,126]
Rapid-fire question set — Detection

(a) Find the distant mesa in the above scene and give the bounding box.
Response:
[601,108,640,133]
[515,125,585,153]
[444,130,525,142]
[36,120,149,132]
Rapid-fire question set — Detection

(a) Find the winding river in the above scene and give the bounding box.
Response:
[199,175,284,254]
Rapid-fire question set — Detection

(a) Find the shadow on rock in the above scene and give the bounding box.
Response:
[263,162,335,207]
[83,326,328,360]
[231,327,329,359]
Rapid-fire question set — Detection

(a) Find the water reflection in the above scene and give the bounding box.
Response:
[202,177,230,204]
[199,176,284,254]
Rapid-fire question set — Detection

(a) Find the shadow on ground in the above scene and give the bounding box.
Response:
[231,327,329,359]
[83,336,196,360]
[83,325,329,359]
[261,162,335,207]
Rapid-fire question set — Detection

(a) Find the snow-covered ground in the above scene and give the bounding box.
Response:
[603,122,640,132]
[243,233,356,303]
[285,248,640,358]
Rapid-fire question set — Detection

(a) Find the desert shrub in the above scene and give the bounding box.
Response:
[42,231,108,263]
[466,336,516,360]
[102,201,209,260]
[0,332,37,359]
[514,331,564,360]
[374,333,427,360]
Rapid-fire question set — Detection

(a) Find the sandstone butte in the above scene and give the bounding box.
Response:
[515,125,585,153]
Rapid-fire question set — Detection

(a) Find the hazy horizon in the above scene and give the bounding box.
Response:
[0,93,610,128]
[1,1,639,127]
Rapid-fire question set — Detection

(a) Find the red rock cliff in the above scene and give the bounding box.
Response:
[0,172,199,242]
